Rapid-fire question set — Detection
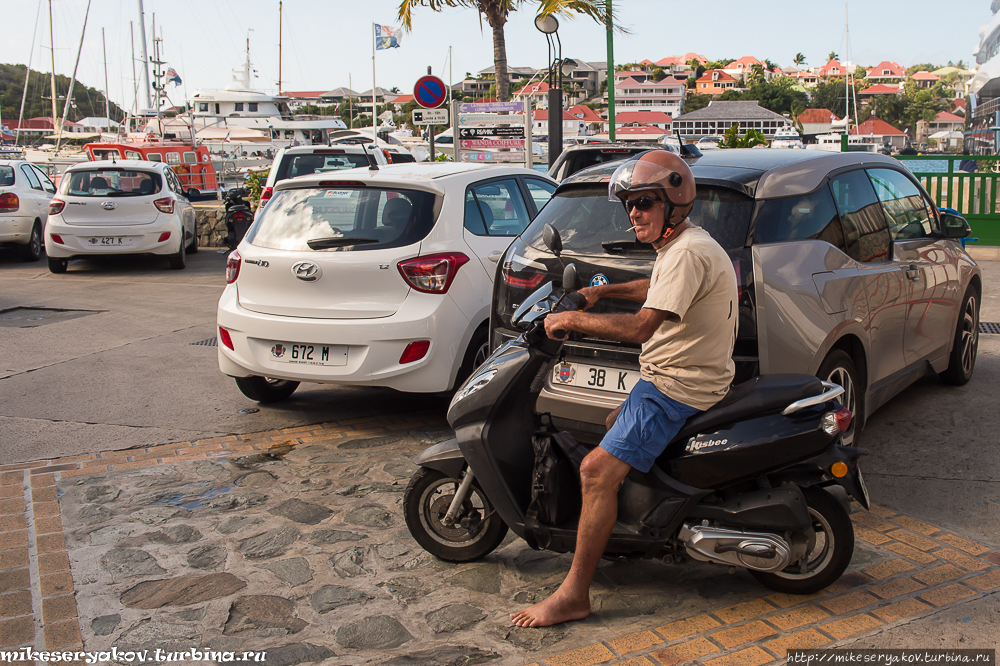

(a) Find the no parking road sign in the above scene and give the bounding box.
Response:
[413,75,448,109]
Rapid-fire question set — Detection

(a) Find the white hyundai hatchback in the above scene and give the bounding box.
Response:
[45,160,198,273]
[0,159,56,262]
[217,162,557,402]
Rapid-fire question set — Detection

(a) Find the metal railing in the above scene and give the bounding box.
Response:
[895,155,1000,245]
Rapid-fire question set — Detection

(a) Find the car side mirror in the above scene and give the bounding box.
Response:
[542,223,562,257]
[186,188,199,199]
[940,212,971,239]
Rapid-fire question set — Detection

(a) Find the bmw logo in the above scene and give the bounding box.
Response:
[590,274,609,287]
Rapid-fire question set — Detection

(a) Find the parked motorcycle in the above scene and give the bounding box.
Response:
[223,187,253,251]
[404,225,870,594]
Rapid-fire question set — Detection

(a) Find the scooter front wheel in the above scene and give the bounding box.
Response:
[404,468,508,562]
[750,487,854,594]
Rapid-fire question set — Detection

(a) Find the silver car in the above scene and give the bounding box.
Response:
[491,150,981,446]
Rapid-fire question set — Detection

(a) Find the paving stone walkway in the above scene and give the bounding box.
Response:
[0,411,998,666]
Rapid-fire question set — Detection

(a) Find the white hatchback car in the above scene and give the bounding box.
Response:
[217,162,558,402]
[45,160,198,273]
[0,159,57,262]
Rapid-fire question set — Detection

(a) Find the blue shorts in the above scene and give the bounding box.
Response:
[600,379,700,473]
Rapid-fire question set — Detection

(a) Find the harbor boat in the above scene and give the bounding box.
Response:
[806,133,878,153]
[968,0,1000,153]
[770,126,804,148]
[81,138,221,198]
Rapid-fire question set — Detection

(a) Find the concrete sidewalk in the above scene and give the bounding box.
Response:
[1,411,998,666]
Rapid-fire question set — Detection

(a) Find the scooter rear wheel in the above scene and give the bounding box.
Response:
[404,468,508,562]
[750,487,854,594]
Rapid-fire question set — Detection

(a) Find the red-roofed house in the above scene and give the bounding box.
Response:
[638,59,656,71]
[7,117,85,138]
[568,104,605,133]
[953,98,967,115]
[284,90,329,110]
[612,111,673,130]
[791,71,819,87]
[818,59,849,82]
[593,122,669,142]
[696,70,738,96]
[390,94,415,112]
[531,109,586,137]
[657,53,708,67]
[515,81,565,109]
[866,61,905,84]
[614,76,685,117]
[916,111,965,146]
[910,71,940,89]
[797,109,840,136]
[858,83,901,107]
[850,118,908,150]
[724,56,763,81]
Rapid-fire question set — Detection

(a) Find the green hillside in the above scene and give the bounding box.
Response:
[0,63,125,127]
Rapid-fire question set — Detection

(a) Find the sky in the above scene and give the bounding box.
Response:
[0,0,990,117]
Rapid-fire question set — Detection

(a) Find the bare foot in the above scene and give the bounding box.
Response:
[509,589,590,628]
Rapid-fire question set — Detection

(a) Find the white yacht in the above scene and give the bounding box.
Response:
[968,1,999,153]
[770,127,804,149]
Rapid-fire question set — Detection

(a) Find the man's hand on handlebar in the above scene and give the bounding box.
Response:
[544,311,574,341]
[576,286,602,310]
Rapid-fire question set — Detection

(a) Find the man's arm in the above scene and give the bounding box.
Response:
[577,279,650,309]
[544,307,670,344]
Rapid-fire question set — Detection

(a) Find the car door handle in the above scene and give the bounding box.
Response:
[906,265,921,281]
[488,251,503,263]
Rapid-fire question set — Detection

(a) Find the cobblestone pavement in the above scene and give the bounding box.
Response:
[1,411,999,666]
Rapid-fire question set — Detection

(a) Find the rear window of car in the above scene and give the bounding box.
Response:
[389,152,416,163]
[520,184,754,257]
[277,153,369,181]
[248,186,437,252]
[566,148,645,177]
[0,166,14,186]
[59,169,162,197]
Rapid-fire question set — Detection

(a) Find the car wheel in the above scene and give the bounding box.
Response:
[234,376,300,403]
[453,327,490,391]
[19,222,42,262]
[939,285,979,386]
[817,349,862,446]
[168,233,186,270]
[47,257,68,274]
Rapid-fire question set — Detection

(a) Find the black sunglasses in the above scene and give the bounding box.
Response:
[623,195,662,212]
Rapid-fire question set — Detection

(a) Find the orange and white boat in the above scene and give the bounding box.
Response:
[82,137,221,199]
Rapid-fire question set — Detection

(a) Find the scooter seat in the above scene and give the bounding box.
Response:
[668,374,824,445]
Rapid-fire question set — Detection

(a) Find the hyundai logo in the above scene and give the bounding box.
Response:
[291,261,322,281]
[101,201,117,210]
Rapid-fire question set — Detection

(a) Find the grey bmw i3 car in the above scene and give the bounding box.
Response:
[491,149,981,446]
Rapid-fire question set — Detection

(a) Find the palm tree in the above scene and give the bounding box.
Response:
[793,53,806,67]
[398,0,617,101]
[828,51,840,63]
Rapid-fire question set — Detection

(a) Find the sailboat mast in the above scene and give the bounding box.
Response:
[278,1,283,96]
[102,28,110,124]
[56,0,91,152]
[48,0,57,132]
[16,0,42,147]
[137,0,152,109]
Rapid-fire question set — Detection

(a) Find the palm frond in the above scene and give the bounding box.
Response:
[533,0,627,33]
[398,0,475,31]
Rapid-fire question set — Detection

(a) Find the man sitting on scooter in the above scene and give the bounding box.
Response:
[510,150,738,628]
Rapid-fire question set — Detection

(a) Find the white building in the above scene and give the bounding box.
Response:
[611,76,685,117]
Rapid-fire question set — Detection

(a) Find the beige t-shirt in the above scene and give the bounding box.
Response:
[639,225,738,411]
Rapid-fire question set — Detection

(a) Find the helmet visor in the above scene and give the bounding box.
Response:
[607,156,674,202]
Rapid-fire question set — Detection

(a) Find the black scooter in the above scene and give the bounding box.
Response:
[404,226,870,594]
[223,187,253,251]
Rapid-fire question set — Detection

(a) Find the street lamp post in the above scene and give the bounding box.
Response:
[535,14,565,169]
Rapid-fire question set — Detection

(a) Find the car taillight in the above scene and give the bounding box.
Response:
[259,187,273,208]
[157,232,172,243]
[399,340,430,364]
[397,252,470,294]
[218,326,234,350]
[48,199,65,215]
[154,197,174,214]
[226,249,241,284]
[0,193,19,212]
[502,263,544,289]
[50,234,64,244]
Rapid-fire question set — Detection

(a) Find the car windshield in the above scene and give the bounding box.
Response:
[520,184,754,256]
[279,153,370,180]
[59,169,161,197]
[248,186,437,252]
[0,166,14,186]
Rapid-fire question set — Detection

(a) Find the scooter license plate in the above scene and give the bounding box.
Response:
[552,362,640,395]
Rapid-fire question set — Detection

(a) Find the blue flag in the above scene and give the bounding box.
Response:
[375,24,401,50]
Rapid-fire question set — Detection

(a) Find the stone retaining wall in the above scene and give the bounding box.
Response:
[194,204,228,249]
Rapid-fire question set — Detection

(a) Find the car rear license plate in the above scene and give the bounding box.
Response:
[552,362,639,394]
[269,342,347,366]
[88,236,133,246]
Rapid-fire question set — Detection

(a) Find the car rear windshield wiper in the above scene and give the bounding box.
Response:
[306,237,379,249]
[602,239,654,255]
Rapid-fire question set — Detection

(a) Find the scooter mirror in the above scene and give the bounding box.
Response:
[542,224,562,257]
[562,263,580,291]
